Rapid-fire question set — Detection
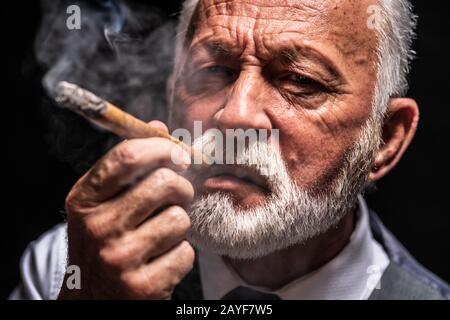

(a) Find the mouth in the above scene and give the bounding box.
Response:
[201,164,270,194]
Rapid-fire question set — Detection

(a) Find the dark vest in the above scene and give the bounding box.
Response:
[172,211,450,300]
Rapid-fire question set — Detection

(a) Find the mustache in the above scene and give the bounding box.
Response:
[191,133,290,188]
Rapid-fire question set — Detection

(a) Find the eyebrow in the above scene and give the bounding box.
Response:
[190,41,237,59]
[278,46,344,83]
[189,40,346,83]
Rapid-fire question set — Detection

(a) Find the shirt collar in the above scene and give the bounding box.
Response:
[198,195,389,300]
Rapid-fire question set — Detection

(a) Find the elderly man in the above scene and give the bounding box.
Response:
[11,0,450,300]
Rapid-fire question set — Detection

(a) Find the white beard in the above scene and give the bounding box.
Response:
[187,119,382,259]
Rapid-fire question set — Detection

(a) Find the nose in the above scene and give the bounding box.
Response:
[215,70,273,134]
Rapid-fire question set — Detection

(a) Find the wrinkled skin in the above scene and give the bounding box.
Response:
[59,0,419,298]
[173,0,378,205]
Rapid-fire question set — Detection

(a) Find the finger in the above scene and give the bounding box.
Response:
[103,206,191,267]
[122,241,195,299]
[68,138,191,208]
[147,120,169,133]
[103,168,194,228]
[136,206,192,259]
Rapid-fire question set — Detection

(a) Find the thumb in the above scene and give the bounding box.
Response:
[147,120,169,134]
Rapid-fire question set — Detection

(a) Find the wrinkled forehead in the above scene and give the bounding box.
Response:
[188,0,379,65]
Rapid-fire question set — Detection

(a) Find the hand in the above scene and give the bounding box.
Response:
[58,121,195,299]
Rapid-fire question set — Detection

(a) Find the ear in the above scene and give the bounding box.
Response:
[369,98,419,182]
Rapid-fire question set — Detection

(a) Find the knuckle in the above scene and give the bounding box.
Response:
[152,169,180,195]
[84,215,114,239]
[99,247,119,268]
[99,246,130,270]
[142,272,174,299]
[120,273,147,299]
[122,271,172,300]
[158,244,194,287]
[113,141,141,167]
[152,167,178,186]
[179,241,196,267]
[151,168,194,204]
[166,206,192,231]
[65,187,99,217]
[86,163,109,194]
[139,282,162,299]
[115,235,140,263]
[65,188,84,215]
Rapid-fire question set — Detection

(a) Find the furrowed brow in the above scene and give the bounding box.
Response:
[278,46,345,83]
[189,40,239,60]
[207,41,236,57]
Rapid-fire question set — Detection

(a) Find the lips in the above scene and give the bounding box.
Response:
[202,164,270,193]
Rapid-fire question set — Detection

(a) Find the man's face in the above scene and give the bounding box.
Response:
[172,0,379,204]
[169,0,383,258]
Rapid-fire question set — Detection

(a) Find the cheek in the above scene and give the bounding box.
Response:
[274,101,370,190]
[278,121,346,190]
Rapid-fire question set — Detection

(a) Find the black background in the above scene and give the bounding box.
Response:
[1,0,449,299]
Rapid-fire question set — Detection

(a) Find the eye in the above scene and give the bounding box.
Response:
[184,65,237,95]
[286,74,316,86]
[277,73,329,97]
[204,65,235,77]
[206,66,223,73]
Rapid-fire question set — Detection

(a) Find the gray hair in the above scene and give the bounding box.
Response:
[172,0,417,122]
[374,0,417,121]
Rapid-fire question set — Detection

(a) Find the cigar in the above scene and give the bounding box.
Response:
[54,81,209,166]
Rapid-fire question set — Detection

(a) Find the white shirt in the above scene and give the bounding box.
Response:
[199,195,389,300]
[9,195,389,300]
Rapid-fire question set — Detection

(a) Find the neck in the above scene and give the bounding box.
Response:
[224,208,356,290]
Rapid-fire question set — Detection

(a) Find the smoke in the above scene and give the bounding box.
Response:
[36,0,178,172]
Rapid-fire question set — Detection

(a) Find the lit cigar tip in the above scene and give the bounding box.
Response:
[54,81,107,117]
[54,81,79,106]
